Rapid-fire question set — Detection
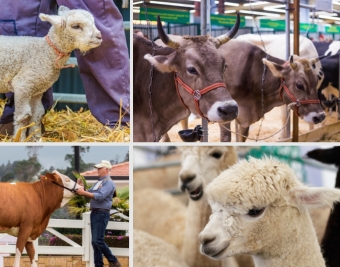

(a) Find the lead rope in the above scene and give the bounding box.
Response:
[221,102,296,141]
[142,0,159,142]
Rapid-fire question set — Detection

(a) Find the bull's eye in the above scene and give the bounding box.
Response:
[247,208,265,217]
[296,82,305,91]
[210,151,223,159]
[187,67,199,75]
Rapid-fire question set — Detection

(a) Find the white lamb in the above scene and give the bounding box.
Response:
[199,157,340,267]
[0,6,102,141]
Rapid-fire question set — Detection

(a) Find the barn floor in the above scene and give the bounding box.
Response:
[166,106,339,142]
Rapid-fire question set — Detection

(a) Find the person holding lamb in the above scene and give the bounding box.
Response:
[0,0,130,139]
[199,157,340,267]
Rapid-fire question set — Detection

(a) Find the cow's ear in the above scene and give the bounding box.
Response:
[144,51,177,73]
[45,173,58,182]
[40,175,47,180]
[262,58,284,78]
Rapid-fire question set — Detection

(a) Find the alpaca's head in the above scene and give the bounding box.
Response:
[199,157,340,260]
[178,146,237,201]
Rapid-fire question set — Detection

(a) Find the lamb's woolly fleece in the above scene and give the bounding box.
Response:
[0,6,101,141]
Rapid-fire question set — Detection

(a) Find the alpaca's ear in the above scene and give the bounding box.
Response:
[291,187,340,209]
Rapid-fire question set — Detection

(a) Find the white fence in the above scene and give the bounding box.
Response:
[0,212,129,267]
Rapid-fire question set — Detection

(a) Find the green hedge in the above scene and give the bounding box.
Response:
[40,235,129,248]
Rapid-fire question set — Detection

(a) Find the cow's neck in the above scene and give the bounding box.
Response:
[34,180,63,212]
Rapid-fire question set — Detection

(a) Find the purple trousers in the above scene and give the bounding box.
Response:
[0,0,130,126]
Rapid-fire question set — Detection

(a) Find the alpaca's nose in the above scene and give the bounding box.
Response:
[179,170,196,191]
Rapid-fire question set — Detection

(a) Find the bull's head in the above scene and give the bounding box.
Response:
[263,55,325,124]
[143,14,241,123]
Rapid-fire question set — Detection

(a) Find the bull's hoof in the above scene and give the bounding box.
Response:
[0,122,14,135]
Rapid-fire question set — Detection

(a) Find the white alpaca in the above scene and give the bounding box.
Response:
[178,146,240,267]
[133,229,189,267]
[0,6,101,141]
[199,157,340,267]
[133,188,187,251]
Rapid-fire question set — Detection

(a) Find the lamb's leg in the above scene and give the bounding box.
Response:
[13,91,32,141]
[219,122,231,142]
[29,95,44,138]
[25,241,37,267]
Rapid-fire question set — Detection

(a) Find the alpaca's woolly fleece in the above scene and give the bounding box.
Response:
[0,6,101,141]
[200,157,340,267]
[133,229,189,267]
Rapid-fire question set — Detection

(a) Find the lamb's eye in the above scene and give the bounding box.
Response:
[72,25,81,30]
[187,67,198,75]
[296,82,304,91]
[210,152,222,159]
[247,208,265,217]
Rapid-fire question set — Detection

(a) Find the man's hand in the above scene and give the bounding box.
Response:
[76,186,86,196]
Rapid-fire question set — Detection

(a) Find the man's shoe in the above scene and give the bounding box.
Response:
[0,122,14,135]
[109,261,122,267]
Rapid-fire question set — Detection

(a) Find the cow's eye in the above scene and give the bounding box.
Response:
[247,208,265,217]
[296,82,305,91]
[187,67,198,75]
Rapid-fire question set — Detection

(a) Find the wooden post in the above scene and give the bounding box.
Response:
[292,0,299,142]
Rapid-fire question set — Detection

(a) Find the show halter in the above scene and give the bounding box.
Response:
[174,73,227,122]
[45,35,75,69]
[52,180,78,193]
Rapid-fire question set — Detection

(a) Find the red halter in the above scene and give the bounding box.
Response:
[174,73,227,122]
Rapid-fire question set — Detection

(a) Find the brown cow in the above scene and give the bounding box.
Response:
[133,15,240,142]
[0,170,80,267]
[219,39,326,141]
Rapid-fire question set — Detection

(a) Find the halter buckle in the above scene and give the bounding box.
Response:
[193,90,201,100]
[296,99,300,107]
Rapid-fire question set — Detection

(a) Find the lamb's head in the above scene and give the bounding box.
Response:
[178,146,237,201]
[199,157,340,260]
[39,6,102,53]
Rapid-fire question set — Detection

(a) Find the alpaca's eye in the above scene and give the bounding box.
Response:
[187,67,198,75]
[210,152,222,159]
[247,208,265,217]
[72,25,82,30]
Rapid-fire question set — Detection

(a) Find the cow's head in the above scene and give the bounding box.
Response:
[44,171,81,207]
[144,15,240,123]
[263,55,325,124]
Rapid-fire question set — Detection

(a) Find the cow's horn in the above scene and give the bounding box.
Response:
[157,15,180,49]
[215,13,240,48]
[290,55,297,69]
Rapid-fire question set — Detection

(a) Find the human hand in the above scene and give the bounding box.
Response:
[76,186,85,196]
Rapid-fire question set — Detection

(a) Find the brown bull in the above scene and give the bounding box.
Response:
[133,15,240,142]
[219,39,325,142]
[0,171,80,267]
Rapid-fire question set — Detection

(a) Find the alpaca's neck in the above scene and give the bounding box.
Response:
[253,212,325,267]
[182,196,224,267]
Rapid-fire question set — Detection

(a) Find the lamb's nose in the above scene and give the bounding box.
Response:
[96,33,102,40]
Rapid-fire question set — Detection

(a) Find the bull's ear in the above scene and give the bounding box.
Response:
[40,175,47,180]
[262,58,284,78]
[144,51,177,73]
[290,186,340,209]
[45,173,58,182]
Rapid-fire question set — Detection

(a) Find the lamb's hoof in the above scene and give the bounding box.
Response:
[0,122,14,135]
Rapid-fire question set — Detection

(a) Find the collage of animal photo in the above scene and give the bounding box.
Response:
[1,0,340,267]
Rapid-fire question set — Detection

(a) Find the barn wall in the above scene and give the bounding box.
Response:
[3,256,129,267]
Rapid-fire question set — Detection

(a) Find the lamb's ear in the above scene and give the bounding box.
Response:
[144,51,177,73]
[58,5,70,15]
[39,13,64,27]
[291,186,340,209]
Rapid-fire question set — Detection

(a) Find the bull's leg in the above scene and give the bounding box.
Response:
[14,227,33,267]
[25,241,37,267]
[239,126,250,142]
[219,122,231,142]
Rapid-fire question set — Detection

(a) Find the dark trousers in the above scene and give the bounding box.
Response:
[90,210,118,267]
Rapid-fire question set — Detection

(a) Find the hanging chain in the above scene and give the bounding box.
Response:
[142,0,158,142]
[222,103,296,141]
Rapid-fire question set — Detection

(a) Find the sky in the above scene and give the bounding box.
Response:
[0,145,129,170]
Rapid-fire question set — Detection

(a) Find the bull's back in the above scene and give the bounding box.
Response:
[0,183,39,227]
